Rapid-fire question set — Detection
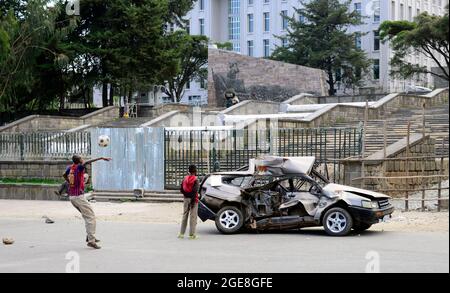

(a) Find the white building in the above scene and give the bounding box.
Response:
[188,0,449,94]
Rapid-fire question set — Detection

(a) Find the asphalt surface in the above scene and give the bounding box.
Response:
[0,218,448,273]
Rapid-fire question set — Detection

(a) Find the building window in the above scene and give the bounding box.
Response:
[186,80,190,90]
[355,32,362,49]
[281,10,288,30]
[228,0,241,52]
[248,0,253,5]
[354,2,362,19]
[400,4,404,19]
[373,0,380,22]
[264,0,269,3]
[373,30,380,51]
[264,12,270,32]
[247,40,254,56]
[299,14,306,23]
[248,14,254,33]
[408,6,412,21]
[391,1,396,20]
[200,0,205,11]
[186,19,190,35]
[199,18,205,35]
[263,39,270,57]
[373,59,380,80]
[188,95,202,105]
[281,38,288,48]
[200,78,206,89]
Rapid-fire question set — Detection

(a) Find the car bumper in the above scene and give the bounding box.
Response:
[198,201,216,222]
[348,205,395,225]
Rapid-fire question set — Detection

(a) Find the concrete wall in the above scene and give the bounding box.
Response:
[278,88,449,128]
[208,48,328,107]
[220,100,280,116]
[0,160,89,180]
[0,106,119,132]
[137,103,195,118]
[142,111,219,128]
[0,184,62,200]
[285,93,387,105]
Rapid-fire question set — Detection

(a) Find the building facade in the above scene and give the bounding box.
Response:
[188,0,448,94]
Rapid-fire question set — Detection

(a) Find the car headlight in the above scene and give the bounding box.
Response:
[361,200,379,209]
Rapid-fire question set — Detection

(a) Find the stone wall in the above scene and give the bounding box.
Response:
[342,135,448,195]
[208,48,328,107]
[0,184,63,200]
[0,106,119,132]
[0,160,90,180]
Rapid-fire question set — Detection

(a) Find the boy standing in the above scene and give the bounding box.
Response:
[179,165,199,239]
[64,154,111,249]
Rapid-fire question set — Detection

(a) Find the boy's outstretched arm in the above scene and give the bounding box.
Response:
[82,157,112,166]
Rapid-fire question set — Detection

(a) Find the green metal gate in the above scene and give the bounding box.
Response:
[164,127,363,188]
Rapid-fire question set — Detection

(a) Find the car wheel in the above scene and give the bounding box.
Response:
[353,223,372,232]
[215,206,244,234]
[323,207,353,236]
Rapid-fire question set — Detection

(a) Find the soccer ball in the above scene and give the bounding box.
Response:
[98,135,110,147]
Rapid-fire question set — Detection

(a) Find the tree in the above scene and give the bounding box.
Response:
[271,0,370,95]
[65,0,199,107]
[0,0,74,112]
[215,41,233,51]
[379,6,449,82]
[163,31,208,103]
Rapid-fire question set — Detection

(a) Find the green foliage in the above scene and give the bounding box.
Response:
[164,31,208,102]
[215,42,233,51]
[0,0,74,112]
[271,0,370,95]
[0,0,204,114]
[379,6,449,81]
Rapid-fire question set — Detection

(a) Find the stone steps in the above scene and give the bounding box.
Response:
[334,103,449,157]
[92,190,182,203]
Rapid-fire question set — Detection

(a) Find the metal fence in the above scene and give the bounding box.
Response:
[164,127,363,188]
[0,132,91,160]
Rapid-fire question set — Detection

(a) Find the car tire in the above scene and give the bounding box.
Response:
[323,207,353,236]
[353,223,372,232]
[215,206,244,234]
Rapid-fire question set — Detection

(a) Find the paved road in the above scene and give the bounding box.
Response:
[0,218,448,273]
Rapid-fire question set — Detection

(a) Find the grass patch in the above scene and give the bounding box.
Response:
[0,178,61,185]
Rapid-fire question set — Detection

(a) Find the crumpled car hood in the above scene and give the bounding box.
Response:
[323,183,390,199]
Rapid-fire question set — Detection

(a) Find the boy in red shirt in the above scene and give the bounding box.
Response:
[178,165,199,239]
[64,154,111,249]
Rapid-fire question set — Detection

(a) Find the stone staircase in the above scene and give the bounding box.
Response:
[92,190,182,203]
[334,103,449,157]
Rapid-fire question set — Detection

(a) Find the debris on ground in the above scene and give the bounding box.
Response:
[42,215,55,224]
[2,237,14,245]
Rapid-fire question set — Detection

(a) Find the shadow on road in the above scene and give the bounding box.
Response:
[201,225,389,238]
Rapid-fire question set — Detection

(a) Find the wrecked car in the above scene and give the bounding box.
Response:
[198,156,394,236]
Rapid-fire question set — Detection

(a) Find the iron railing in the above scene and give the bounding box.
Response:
[164,127,363,188]
[0,132,91,161]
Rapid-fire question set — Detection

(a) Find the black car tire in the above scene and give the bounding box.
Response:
[323,207,353,236]
[215,206,244,234]
[353,222,372,232]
